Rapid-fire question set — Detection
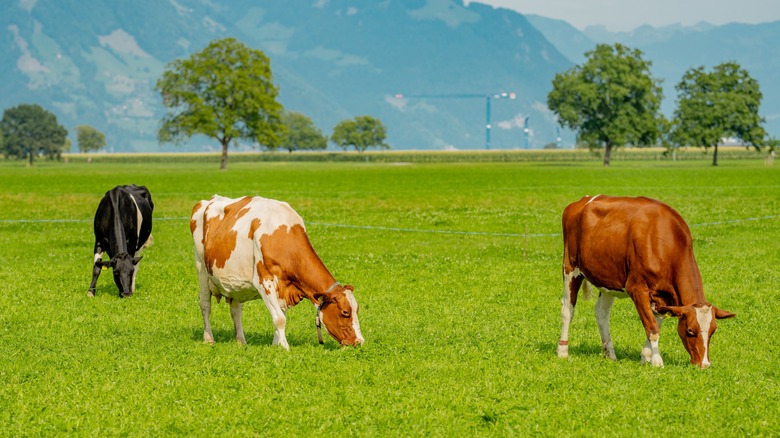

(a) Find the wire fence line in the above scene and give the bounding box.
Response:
[1,214,778,237]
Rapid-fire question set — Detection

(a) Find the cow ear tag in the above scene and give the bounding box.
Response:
[101,265,108,271]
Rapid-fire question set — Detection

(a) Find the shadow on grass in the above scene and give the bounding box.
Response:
[539,340,692,367]
[86,284,123,298]
[188,327,339,349]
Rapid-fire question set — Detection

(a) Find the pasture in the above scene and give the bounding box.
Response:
[0,158,778,435]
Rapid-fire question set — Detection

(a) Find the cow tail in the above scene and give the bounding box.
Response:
[581,280,594,301]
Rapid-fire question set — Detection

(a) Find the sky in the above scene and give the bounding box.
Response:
[469,0,780,32]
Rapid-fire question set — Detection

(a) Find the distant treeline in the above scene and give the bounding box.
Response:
[60,147,764,164]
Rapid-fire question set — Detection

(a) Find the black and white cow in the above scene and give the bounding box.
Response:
[89,185,154,298]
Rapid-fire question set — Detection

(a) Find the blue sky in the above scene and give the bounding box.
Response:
[470,0,780,31]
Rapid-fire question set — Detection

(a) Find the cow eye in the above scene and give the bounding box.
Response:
[686,328,696,337]
[341,310,350,318]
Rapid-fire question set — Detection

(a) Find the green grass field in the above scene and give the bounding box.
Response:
[0,158,778,435]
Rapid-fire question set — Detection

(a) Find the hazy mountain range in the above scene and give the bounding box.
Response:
[2,0,778,152]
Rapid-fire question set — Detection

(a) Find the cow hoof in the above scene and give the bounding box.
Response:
[556,345,569,358]
[120,292,133,298]
[87,290,95,297]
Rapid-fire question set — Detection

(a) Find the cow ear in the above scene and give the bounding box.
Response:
[714,307,736,319]
[344,284,354,292]
[132,256,143,265]
[658,306,685,317]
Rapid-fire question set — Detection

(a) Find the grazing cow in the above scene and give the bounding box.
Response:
[557,195,734,368]
[89,185,154,298]
[190,195,364,349]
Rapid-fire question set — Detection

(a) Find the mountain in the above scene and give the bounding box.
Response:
[5,1,777,152]
[0,0,573,152]
[525,15,594,65]
[527,16,780,139]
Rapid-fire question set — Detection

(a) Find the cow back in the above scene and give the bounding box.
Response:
[563,195,702,298]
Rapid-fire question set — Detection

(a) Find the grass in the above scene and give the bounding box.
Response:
[0,158,778,435]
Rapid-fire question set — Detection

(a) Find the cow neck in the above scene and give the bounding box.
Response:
[298,265,339,301]
[109,189,129,256]
[675,255,707,306]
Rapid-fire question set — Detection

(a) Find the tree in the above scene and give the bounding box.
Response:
[282,111,327,153]
[76,125,107,153]
[331,116,390,153]
[0,104,68,165]
[547,43,664,166]
[155,37,284,170]
[670,62,765,166]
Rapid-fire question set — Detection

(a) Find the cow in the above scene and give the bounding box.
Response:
[557,195,734,368]
[89,185,154,298]
[190,195,364,349]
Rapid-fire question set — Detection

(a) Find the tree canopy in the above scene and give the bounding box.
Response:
[76,125,107,153]
[331,116,389,153]
[671,62,766,166]
[547,43,664,166]
[281,111,327,153]
[0,104,68,165]
[155,37,284,170]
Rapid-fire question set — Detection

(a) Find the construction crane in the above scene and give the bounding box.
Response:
[394,92,516,150]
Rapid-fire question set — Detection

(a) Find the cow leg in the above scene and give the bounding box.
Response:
[641,314,665,366]
[131,260,140,294]
[229,299,247,345]
[253,274,290,350]
[633,295,664,367]
[595,292,617,360]
[198,272,215,345]
[88,246,103,297]
[558,269,584,358]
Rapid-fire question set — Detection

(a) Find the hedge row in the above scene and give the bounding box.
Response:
[60,147,764,164]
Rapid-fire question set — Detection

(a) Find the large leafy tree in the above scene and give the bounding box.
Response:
[671,62,765,166]
[331,116,390,153]
[156,37,284,170]
[0,104,68,165]
[282,111,327,153]
[547,43,664,166]
[76,125,107,153]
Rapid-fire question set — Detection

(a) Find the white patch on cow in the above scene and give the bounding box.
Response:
[585,194,601,205]
[345,290,364,344]
[696,305,714,368]
[93,251,103,263]
[128,194,144,243]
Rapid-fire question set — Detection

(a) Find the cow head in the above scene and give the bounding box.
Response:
[659,303,735,368]
[96,253,141,298]
[317,284,364,346]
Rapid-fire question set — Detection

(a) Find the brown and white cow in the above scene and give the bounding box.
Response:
[557,195,734,368]
[190,195,364,349]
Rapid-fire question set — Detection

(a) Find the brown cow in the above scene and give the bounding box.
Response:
[190,195,364,349]
[556,195,734,368]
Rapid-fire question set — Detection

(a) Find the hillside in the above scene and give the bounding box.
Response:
[528,15,780,138]
[1,0,572,152]
[3,1,777,152]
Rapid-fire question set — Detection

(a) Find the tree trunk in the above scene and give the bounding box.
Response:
[220,139,229,171]
[712,144,719,166]
[603,144,612,167]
